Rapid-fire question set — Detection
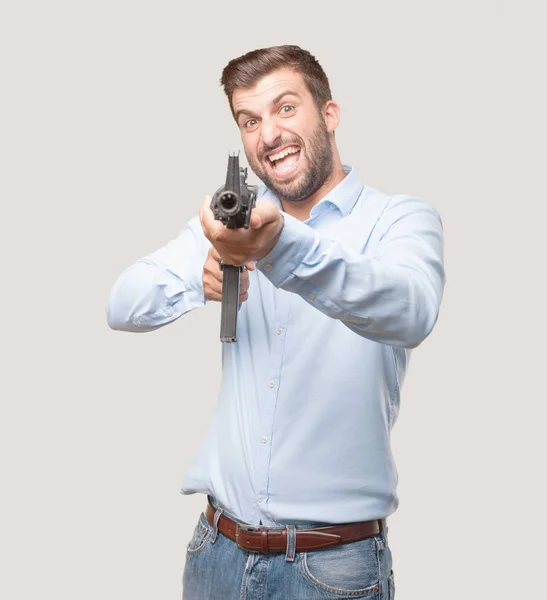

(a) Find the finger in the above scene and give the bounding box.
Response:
[250,211,262,229]
[204,260,223,282]
[200,195,212,217]
[209,246,222,264]
[240,272,249,288]
[206,292,222,302]
[203,272,223,293]
[245,260,257,271]
[199,201,209,235]
[205,265,223,284]
[199,196,210,220]
[203,283,222,302]
[250,199,279,230]
[200,195,220,237]
[238,292,249,302]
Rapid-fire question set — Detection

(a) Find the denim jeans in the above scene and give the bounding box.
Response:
[182,500,395,599]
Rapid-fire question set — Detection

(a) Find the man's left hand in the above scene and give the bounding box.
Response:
[199,196,284,266]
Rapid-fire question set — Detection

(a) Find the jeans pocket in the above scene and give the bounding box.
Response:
[186,513,211,555]
[300,536,381,597]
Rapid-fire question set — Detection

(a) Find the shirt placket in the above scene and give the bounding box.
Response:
[252,292,290,524]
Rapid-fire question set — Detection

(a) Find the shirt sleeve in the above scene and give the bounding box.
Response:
[255,195,445,348]
[106,216,211,332]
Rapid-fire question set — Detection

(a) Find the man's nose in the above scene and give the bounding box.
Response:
[260,118,282,149]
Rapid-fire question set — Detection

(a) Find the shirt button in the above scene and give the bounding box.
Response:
[268,380,275,389]
[276,327,283,335]
[261,435,268,443]
[256,495,264,502]
[263,263,273,271]
[307,292,316,300]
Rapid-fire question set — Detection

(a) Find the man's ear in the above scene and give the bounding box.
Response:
[323,100,340,133]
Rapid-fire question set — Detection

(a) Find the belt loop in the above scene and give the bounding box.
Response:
[284,525,296,562]
[261,530,269,553]
[209,506,224,544]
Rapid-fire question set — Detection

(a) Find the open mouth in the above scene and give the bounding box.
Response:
[266,145,301,178]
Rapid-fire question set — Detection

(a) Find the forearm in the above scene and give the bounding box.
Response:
[106,217,209,332]
[106,260,204,332]
[256,197,445,348]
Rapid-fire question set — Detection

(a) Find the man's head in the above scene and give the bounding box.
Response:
[220,46,342,204]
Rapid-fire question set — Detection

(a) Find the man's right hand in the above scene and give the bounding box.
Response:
[202,246,256,303]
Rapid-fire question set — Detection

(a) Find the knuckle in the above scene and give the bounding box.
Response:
[210,231,223,244]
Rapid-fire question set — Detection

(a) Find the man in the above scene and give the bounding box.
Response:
[107,45,445,599]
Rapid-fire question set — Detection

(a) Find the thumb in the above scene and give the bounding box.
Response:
[250,212,262,229]
[250,199,279,230]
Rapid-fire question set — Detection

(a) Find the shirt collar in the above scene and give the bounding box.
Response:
[258,165,364,218]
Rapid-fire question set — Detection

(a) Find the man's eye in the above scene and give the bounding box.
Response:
[280,105,295,114]
[244,119,258,129]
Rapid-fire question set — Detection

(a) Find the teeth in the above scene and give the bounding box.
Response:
[268,147,300,162]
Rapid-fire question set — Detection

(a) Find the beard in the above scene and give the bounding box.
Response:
[245,117,334,203]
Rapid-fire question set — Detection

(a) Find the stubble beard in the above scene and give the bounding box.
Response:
[245,118,335,203]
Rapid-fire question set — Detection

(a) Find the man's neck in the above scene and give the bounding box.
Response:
[280,165,347,222]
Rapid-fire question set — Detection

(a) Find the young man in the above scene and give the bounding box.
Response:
[107,45,445,599]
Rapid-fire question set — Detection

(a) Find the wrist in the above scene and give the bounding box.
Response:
[260,213,284,260]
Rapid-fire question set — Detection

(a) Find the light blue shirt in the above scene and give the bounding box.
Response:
[107,166,445,526]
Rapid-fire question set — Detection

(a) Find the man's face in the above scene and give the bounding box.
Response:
[232,68,334,203]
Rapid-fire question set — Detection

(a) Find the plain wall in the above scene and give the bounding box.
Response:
[1,1,545,598]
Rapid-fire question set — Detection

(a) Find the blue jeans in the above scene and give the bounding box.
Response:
[182,500,395,599]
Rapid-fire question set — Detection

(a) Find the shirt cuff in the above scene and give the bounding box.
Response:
[256,212,315,287]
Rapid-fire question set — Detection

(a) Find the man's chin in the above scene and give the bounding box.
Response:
[251,164,313,203]
[268,181,312,203]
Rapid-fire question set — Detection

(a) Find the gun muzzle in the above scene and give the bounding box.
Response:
[217,191,239,215]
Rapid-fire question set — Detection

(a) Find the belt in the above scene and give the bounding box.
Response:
[205,500,383,553]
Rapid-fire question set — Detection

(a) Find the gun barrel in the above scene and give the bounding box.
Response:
[218,190,240,215]
[224,153,241,196]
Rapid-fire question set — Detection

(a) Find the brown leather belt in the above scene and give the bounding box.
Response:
[205,500,383,553]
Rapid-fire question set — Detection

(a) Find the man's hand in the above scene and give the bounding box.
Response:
[202,246,256,303]
[199,196,284,266]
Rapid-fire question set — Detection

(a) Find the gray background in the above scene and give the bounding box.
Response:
[1,1,545,598]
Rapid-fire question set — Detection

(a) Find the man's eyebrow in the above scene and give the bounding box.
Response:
[234,90,300,122]
[234,108,255,122]
[270,90,300,107]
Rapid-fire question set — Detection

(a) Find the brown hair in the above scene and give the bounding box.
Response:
[220,45,332,119]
